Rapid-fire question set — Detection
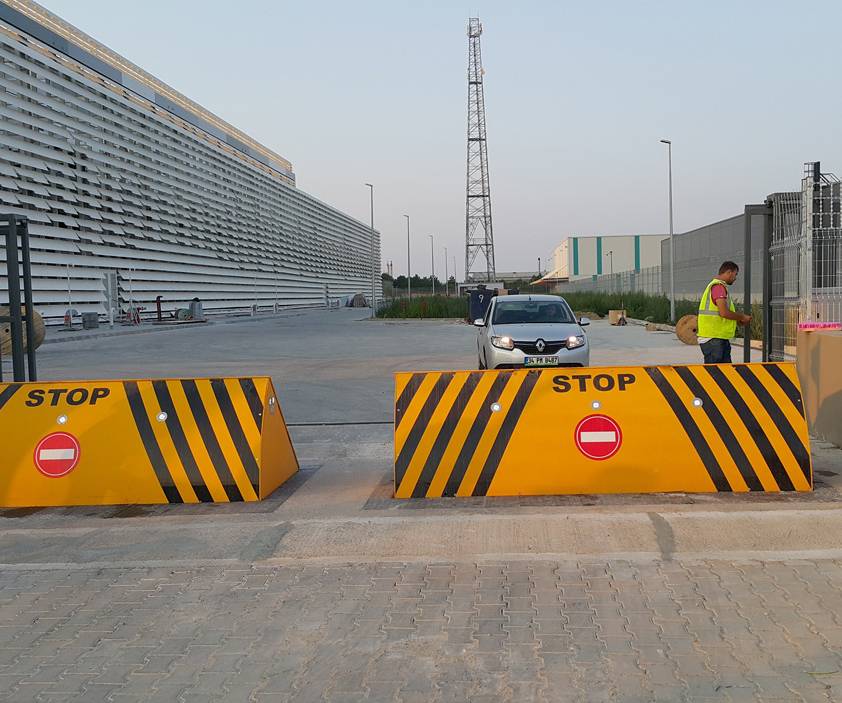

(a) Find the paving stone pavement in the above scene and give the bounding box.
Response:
[1,559,842,702]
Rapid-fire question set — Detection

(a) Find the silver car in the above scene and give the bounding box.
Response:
[474,294,590,369]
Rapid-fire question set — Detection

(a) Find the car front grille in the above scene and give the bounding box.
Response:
[513,340,567,354]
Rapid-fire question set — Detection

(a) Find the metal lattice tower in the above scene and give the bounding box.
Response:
[465,18,496,282]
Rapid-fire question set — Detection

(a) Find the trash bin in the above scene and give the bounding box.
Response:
[81,312,99,329]
[189,299,204,320]
[468,287,494,322]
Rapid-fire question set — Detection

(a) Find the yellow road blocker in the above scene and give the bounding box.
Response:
[394,363,812,497]
[0,377,298,507]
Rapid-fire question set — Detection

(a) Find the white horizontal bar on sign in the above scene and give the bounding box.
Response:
[579,431,617,443]
[39,449,76,460]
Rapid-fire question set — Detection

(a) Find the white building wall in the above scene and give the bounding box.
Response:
[0,7,380,322]
[563,234,666,280]
[550,240,568,278]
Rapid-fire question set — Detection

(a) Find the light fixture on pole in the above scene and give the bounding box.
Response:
[365,183,375,318]
[660,139,676,323]
[428,234,435,296]
[404,214,411,301]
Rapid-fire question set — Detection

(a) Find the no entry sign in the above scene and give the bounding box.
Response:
[575,414,622,460]
[33,432,81,477]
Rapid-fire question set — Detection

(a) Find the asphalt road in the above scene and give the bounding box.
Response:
[29,308,758,424]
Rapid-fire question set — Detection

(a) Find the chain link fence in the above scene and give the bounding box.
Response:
[769,191,801,360]
[768,165,842,360]
[554,266,663,296]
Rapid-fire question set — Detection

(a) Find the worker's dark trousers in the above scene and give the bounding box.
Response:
[700,338,732,364]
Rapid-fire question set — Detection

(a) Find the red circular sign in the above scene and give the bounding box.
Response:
[574,414,622,460]
[33,432,81,478]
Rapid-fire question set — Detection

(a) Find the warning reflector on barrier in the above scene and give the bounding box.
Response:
[393,363,812,497]
[0,377,298,507]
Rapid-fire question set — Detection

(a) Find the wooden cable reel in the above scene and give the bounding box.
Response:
[675,314,698,345]
[0,306,46,356]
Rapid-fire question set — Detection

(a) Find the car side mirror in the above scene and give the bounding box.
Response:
[579,317,591,326]
[473,318,485,327]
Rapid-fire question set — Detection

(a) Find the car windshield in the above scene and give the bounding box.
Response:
[492,300,575,325]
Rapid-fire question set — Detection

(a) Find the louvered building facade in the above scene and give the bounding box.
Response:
[0,1,380,322]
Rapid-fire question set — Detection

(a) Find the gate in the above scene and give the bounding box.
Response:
[768,163,842,361]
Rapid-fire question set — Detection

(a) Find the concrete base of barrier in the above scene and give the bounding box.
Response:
[393,363,812,498]
[797,329,842,448]
[0,377,298,507]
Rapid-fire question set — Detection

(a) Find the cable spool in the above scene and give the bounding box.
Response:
[675,314,698,345]
[0,306,46,355]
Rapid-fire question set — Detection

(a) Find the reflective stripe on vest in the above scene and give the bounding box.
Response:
[697,278,737,340]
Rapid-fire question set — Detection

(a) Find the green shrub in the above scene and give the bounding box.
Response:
[377,295,467,319]
[559,292,697,323]
[377,291,764,340]
[559,292,762,340]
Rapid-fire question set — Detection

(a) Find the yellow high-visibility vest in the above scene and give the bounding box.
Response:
[697,278,736,340]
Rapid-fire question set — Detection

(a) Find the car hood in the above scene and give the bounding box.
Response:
[489,322,583,341]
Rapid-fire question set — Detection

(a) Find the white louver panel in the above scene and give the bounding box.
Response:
[0,15,381,323]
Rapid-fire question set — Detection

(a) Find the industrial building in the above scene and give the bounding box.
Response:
[0,0,380,322]
[544,234,665,282]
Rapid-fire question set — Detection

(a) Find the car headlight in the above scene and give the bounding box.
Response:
[491,335,514,350]
[567,335,586,349]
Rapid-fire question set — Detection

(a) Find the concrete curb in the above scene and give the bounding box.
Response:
[38,308,319,345]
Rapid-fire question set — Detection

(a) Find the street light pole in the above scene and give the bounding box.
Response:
[404,214,411,301]
[606,250,614,275]
[365,183,375,318]
[444,246,449,296]
[428,234,435,295]
[660,139,676,322]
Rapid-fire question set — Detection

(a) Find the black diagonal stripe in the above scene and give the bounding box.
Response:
[761,364,805,419]
[211,379,260,495]
[673,367,764,491]
[443,372,513,497]
[0,383,21,411]
[238,378,264,432]
[124,382,182,504]
[394,373,456,488]
[181,380,244,502]
[472,371,540,497]
[410,373,482,498]
[645,368,732,492]
[704,366,795,491]
[151,380,212,502]
[395,373,425,429]
[733,365,811,485]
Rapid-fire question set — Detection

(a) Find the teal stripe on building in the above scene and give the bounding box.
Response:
[572,237,579,276]
[596,237,603,275]
[634,235,641,272]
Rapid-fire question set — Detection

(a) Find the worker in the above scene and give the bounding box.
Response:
[697,261,752,364]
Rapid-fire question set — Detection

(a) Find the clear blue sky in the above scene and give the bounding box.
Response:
[42,0,842,278]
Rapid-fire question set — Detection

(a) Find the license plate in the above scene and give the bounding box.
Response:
[524,355,559,367]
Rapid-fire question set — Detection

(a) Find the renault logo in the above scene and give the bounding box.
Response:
[536,339,546,353]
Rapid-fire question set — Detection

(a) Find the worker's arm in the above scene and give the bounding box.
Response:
[716,297,751,325]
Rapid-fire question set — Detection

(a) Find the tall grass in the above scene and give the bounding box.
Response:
[377,296,467,319]
[376,291,763,340]
[559,292,697,322]
[560,292,762,340]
